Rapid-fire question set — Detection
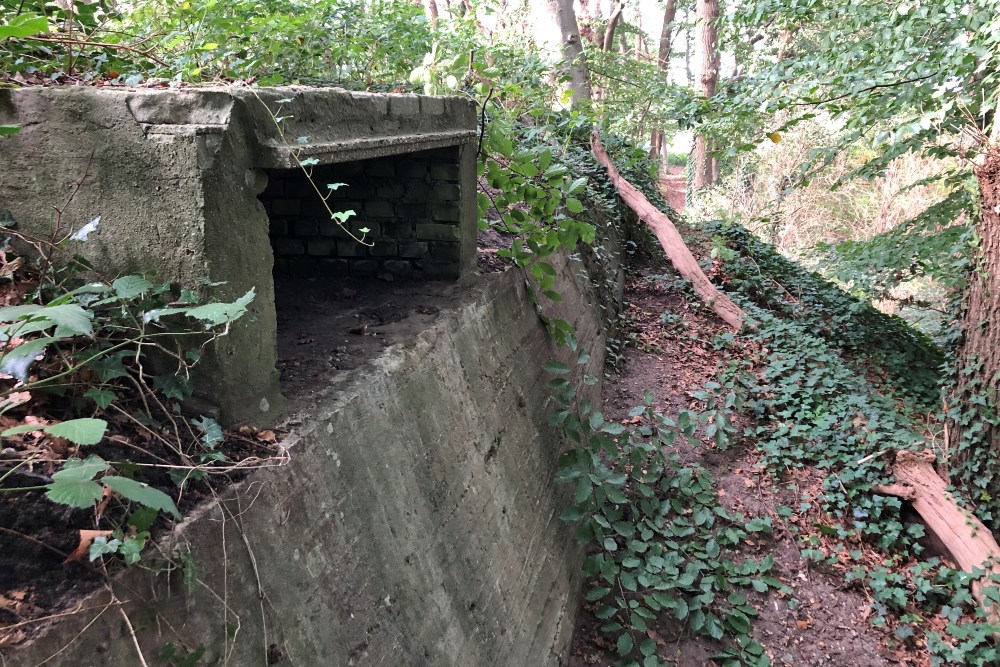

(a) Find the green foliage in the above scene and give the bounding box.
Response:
[0,218,254,564]
[550,355,778,666]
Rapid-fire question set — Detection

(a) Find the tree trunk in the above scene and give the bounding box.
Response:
[592,133,748,330]
[649,0,677,166]
[692,0,719,190]
[423,0,440,28]
[602,2,624,52]
[546,0,593,108]
[949,148,1000,491]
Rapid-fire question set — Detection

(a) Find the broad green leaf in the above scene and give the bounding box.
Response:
[567,177,587,195]
[184,289,254,328]
[83,387,118,409]
[565,197,585,214]
[616,632,633,656]
[45,478,104,508]
[45,418,107,445]
[0,125,20,137]
[51,456,108,481]
[112,275,153,300]
[0,14,49,40]
[102,476,180,518]
[543,359,570,374]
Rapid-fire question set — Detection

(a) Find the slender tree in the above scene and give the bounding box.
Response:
[691,0,719,189]
[649,0,677,164]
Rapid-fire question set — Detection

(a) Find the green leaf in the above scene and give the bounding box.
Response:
[84,388,118,409]
[183,289,254,328]
[102,476,181,518]
[0,303,92,337]
[46,460,106,508]
[46,418,108,445]
[192,415,224,448]
[0,125,20,137]
[567,177,588,195]
[616,632,634,656]
[543,359,570,374]
[3,418,106,445]
[565,197,585,214]
[0,336,58,382]
[112,275,153,300]
[0,14,49,40]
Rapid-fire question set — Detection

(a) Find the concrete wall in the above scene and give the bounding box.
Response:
[0,87,477,425]
[4,252,605,667]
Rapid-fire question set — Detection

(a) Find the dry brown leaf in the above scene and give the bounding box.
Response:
[64,529,114,563]
[94,487,114,521]
[258,430,277,443]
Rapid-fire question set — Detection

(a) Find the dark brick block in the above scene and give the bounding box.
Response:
[399,241,429,258]
[416,223,461,242]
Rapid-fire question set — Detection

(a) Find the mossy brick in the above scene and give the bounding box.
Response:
[319,220,351,238]
[289,258,318,277]
[416,223,461,242]
[272,199,301,216]
[351,259,379,277]
[381,260,413,279]
[430,242,460,262]
[377,183,405,199]
[396,203,428,218]
[307,239,337,256]
[384,222,415,240]
[430,162,461,181]
[337,240,368,258]
[431,203,461,222]
[399,161,429,179]
[431,183,461,202]
[366,160,395,177]
[294,219,320,236]
[269,219,289,236]
[399,241,429,258]
[274,238,305,255]
[371,239,398,257]
[318,259,350,277]
[366,200,395,218]
[403,182,431,204]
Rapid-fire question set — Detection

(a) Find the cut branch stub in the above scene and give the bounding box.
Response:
[590,131,748,331]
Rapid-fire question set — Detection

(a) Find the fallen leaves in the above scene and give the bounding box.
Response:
[64,529,114,563]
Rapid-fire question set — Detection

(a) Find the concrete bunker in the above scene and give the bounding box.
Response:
[0,86,478,421]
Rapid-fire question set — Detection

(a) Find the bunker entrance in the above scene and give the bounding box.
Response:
[259,147,468,400]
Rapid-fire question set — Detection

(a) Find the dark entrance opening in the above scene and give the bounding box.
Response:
[258,147,467,400]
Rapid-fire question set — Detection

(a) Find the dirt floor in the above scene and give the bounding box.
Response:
[565,271,907,666]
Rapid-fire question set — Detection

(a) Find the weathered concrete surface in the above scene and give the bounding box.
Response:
[0,86,477,425]
[3,252,604,667]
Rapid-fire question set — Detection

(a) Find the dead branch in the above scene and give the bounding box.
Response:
[590,131,749,330]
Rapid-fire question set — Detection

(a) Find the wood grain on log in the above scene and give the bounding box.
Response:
[877,450,1000,623]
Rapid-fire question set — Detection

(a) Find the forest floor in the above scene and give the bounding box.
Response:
[565,269,916,666]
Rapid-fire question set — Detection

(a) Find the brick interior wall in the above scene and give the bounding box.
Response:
[261,147,462,280]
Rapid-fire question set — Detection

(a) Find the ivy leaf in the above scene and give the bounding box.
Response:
[192,415,224,448]
[84,387,118,409]
[101,476,181,518]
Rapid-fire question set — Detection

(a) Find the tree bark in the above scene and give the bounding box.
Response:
[649,0,677,165]
[592,132,748,330]
[602,2,624,53]
[949,148,1000,493]
[423,0,440,29]
[546,0,594,108]
[874,450,1000,625]
[692,0,719,190]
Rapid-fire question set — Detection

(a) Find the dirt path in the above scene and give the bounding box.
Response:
[660,166,686,213]
[566,271,900,666]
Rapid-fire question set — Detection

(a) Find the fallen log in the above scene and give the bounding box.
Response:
[875,450,1000,624]
[590,131,748,331]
